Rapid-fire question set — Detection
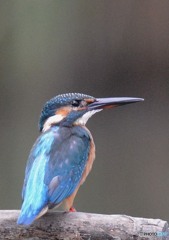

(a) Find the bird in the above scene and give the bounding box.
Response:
[17,93,144,225]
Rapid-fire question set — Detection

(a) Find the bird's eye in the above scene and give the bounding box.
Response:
[72,100,81,107]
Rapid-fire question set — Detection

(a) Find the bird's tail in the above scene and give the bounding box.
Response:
[17,203,48,225]
[17,212,36,225]
[17,207,37,225]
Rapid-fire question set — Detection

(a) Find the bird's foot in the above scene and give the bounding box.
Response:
[69,207,76,212]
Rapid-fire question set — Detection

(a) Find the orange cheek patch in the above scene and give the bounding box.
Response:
[84,98,95,104]
[56,107,72,117]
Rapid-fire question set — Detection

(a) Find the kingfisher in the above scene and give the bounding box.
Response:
[17,93,143,225]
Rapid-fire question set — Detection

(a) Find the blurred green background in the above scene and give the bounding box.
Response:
[0,0,169,221]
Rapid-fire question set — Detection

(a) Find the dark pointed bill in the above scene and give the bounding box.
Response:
[88,97,144,110]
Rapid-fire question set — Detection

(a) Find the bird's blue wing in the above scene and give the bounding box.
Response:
[18,126,90,225]
[44,126,90,205]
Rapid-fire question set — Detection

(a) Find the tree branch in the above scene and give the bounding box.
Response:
[0,210,168,239]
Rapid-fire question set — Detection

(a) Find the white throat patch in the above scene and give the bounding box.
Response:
[74,109,102,125]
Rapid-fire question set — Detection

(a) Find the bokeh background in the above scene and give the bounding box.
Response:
[0,0,169,222]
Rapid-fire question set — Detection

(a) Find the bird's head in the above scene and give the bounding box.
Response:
[39,93,144,132]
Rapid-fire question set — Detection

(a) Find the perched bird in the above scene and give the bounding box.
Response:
[17,93,143,225]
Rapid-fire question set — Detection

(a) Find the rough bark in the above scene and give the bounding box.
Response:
[0,210,168,240]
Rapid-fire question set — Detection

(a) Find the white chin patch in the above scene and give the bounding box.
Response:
[74,109,102,125]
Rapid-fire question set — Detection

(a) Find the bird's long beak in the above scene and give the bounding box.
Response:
[88,97,144,110]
